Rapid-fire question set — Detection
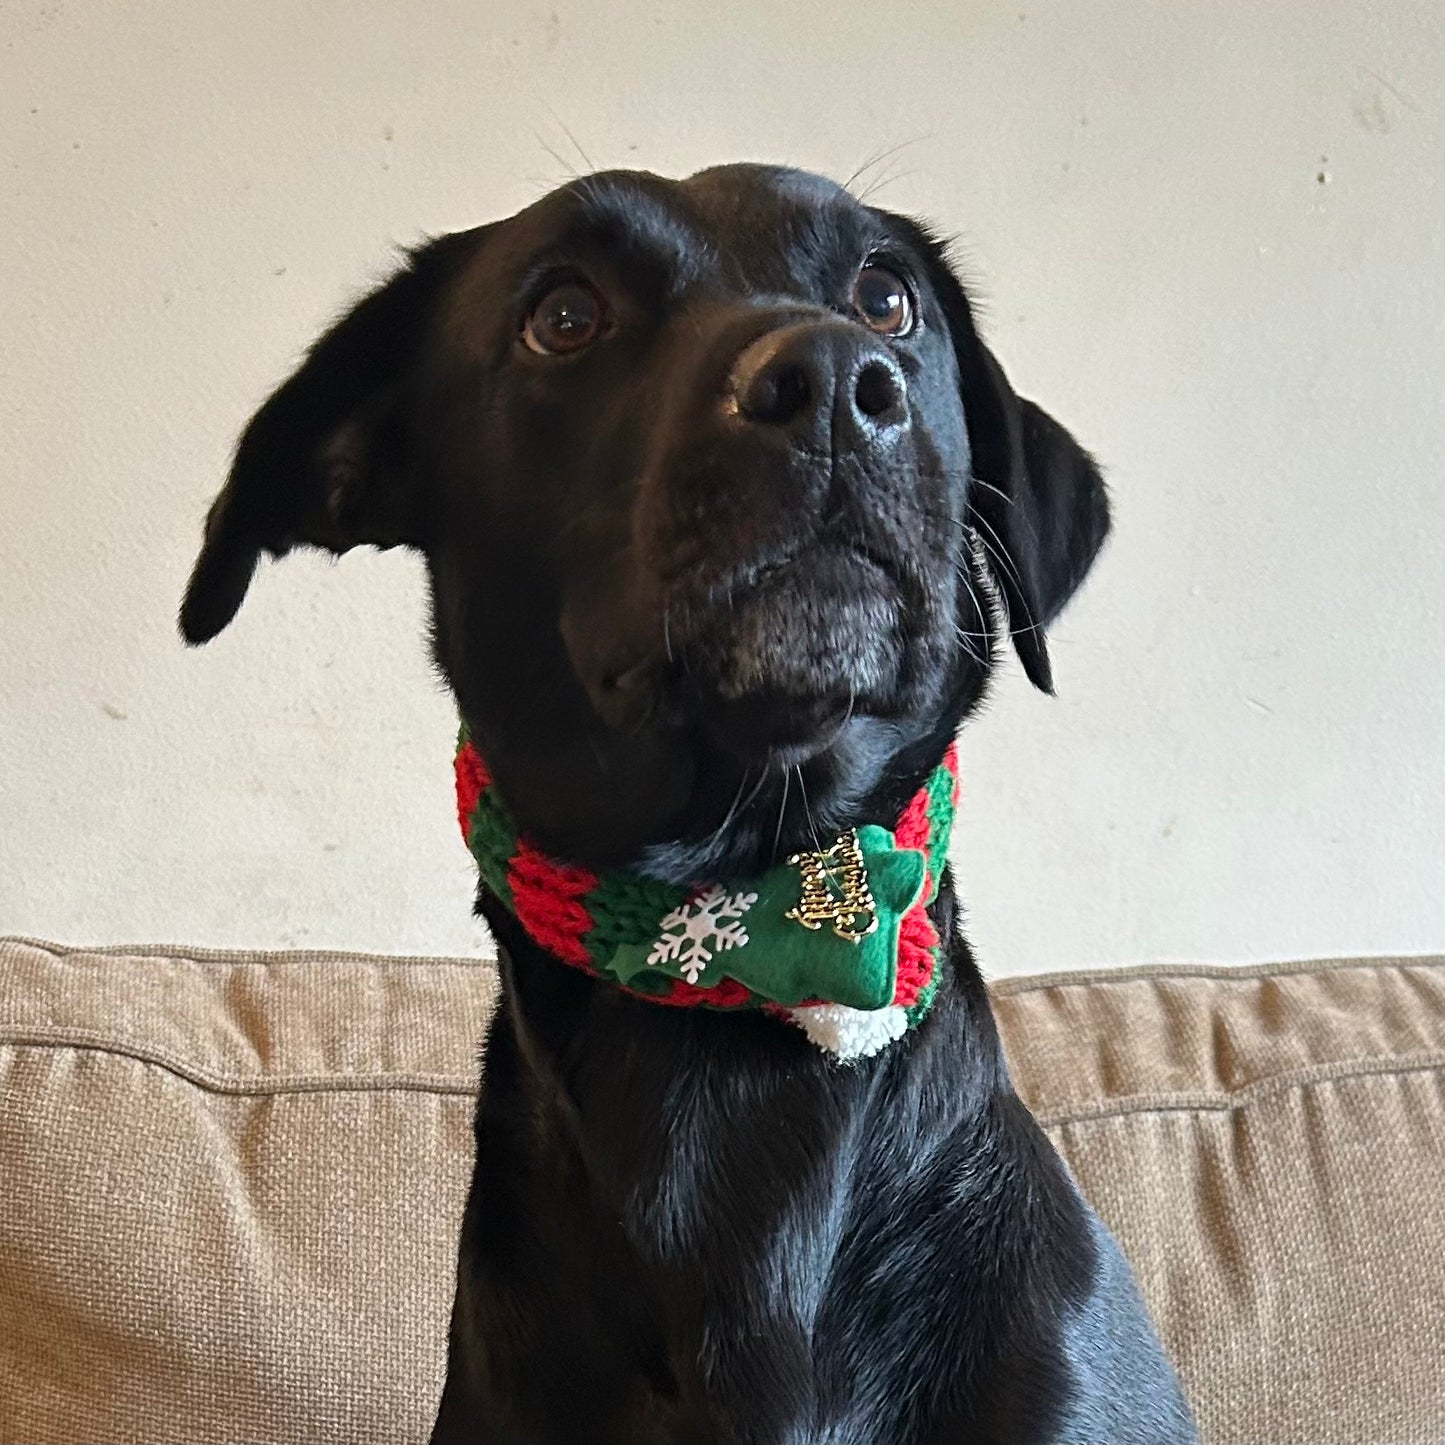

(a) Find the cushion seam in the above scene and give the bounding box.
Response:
[1031,1052,1445,1129]
[0,935,499,969]
[990,955,1444,996]
[7,936,1440,986]
[0,1029,480,1097]
[2,1032,1437,1111]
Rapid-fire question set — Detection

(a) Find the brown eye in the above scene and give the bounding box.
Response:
[522,280,606,355]
[852,263,914,336]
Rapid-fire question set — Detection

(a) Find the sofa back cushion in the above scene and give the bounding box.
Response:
[1,938,1440,1443]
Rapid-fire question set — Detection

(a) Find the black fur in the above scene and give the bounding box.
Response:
[182,164,1194,1443]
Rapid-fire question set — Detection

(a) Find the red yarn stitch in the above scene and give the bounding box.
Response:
[891,747,955,1009]
[455,742,491,835]
[893,787,933,853]
[651,976,754,1009]
[892,874,939,1008]
[508,840,598,967]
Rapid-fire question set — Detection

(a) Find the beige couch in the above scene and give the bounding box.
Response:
[1,937,1440,1444]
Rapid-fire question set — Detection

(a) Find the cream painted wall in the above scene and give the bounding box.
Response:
[2,1,1441,976]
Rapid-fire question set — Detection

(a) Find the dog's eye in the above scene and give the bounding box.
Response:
[852,264,915,337]
[522,281,607,355]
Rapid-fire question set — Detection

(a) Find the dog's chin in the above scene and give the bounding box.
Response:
[639,705,914,884]
[700,689,852,770]
[685,557,907,767]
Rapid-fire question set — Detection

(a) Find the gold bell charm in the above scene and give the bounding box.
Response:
[785,829,879,944]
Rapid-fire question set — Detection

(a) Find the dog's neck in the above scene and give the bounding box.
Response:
[455,725,961,1061]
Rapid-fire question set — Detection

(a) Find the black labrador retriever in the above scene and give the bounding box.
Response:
[181,164,1196,1445]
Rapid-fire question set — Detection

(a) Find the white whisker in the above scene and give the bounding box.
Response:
[969,517,1047,640]
[796,765,825,859]
[968,474,1018,509]
[772,765,792,862]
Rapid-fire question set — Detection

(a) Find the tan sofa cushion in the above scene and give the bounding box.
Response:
[992,960,1445,1444]
[0,938,1440,1444]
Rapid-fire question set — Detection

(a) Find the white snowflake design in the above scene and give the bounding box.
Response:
[646,886,758,985]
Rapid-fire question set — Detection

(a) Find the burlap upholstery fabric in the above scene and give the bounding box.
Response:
[0,939,1440,1444]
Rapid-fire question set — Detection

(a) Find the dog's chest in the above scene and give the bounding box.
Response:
[598,1066,978,1441]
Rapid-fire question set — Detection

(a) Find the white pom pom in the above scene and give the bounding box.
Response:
[788,1003,909,1061]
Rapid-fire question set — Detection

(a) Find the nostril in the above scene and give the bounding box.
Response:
[743,361,812,426]
[854,359,904,423]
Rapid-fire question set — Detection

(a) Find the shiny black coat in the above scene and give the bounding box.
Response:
[181,164,1196,1444]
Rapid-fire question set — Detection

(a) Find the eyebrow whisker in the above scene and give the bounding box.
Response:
[543,104,595,172]
[530,129,579,180]
[844,133,935,197]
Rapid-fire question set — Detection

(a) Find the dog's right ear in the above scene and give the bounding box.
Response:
[179,232,473,644]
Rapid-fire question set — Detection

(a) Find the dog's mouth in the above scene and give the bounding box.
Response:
[650,537,912,764]
[566,504,949,782]
[738,538,898,592]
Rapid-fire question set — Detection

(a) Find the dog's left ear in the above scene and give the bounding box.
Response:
[179,230,474,644]
[887,216,1110,693]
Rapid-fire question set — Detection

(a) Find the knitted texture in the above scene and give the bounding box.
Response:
[455,725,959,1030]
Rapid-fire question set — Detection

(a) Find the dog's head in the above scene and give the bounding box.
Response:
[181,165,1107,879]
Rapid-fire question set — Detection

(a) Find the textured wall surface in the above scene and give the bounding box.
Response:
[2,1,1441,973]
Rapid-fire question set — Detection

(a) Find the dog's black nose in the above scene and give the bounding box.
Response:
[728,323,908,448]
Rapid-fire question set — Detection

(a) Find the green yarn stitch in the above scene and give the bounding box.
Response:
[583,869,683,965]
[466,790,517,907]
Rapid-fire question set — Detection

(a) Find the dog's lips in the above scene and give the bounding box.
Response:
[662,540,909,762]
[570,538,918,757]
[685,537,901,596]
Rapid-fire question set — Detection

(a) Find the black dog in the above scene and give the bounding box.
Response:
[181,164,1195,1444]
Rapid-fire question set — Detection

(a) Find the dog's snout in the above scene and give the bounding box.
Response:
[728,324,908,448]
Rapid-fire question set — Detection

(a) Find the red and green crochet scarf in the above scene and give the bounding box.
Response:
[455,726,960,1060]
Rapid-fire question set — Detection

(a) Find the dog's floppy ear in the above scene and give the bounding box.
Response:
[887,216,1110,693]
[179,232,470,644]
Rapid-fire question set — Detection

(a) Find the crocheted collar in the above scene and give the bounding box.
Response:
[455,726,960,1061]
